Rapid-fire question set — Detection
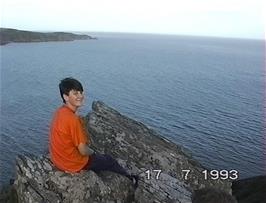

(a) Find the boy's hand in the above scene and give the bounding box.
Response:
[78,143,95,156]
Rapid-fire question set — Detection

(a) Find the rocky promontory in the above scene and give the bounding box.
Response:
[0,28,95,45]
[8,101,234,203]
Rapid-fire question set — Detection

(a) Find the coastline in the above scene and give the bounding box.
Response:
[0,28,96,45]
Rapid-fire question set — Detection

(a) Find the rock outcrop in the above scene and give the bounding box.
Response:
[14,101,232,203]
[15,155,135,203]
[232,175,266,203]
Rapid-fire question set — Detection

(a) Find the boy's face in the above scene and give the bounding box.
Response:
[63,89,84,110]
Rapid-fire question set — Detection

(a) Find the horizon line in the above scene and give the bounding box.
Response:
[1,27,264,41]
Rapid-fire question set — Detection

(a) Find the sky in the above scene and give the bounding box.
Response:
[1,0,265,39]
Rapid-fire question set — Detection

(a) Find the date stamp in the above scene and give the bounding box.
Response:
[145,169,162,180]
[182,169,239,180]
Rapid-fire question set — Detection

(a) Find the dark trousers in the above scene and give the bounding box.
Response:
[84,154,130,177]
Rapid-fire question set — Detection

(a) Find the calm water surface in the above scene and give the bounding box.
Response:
[0,33,265,186]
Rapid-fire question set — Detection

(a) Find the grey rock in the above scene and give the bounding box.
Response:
[232,175,266,203]
[14,155,135,203]
[13,101,232,203]
[0,184,18,203]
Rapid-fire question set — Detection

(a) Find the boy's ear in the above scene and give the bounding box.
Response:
[63,94,69,102]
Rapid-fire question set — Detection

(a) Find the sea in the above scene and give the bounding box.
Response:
[0,33,265,186]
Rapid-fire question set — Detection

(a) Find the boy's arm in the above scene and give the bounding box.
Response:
[77,116,95,156]
[79,116,92,144]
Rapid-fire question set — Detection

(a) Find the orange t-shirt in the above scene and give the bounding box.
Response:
[49,105,89,172]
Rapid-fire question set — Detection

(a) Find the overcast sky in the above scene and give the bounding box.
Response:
[1,0,265,39]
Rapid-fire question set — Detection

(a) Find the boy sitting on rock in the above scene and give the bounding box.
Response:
[49,77,138,188]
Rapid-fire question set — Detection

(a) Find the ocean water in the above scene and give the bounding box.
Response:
[0,33,265,186]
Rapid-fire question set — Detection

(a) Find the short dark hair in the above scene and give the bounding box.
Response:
[192,188,237,203]
[59,77,83,103]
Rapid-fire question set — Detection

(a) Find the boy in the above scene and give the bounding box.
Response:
[49,77,138,188]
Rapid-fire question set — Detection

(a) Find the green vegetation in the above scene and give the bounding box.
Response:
[0,28,93,45]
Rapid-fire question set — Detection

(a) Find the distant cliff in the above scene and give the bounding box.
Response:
[0,28,95,45]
